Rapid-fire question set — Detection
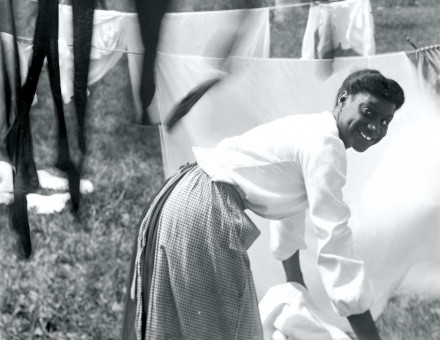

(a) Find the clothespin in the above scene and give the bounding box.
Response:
[406,37,418,50]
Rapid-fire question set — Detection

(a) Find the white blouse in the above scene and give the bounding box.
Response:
[193,111,374,317]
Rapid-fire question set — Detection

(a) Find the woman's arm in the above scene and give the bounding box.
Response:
[283,251,381,340]
[347,311,382,340]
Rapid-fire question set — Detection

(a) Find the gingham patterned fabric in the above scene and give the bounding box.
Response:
[128,163,263,340]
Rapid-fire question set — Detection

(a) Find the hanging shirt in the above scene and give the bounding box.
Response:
[301,0,375,59]
[194,111,374,317]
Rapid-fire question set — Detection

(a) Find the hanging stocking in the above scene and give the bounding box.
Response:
[134,0,171,125]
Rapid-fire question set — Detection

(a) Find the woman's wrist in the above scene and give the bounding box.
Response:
[347,310,381,340]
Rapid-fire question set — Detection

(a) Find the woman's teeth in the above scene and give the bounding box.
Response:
[360,131,372,141]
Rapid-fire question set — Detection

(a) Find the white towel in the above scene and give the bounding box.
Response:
[259,282,351,340]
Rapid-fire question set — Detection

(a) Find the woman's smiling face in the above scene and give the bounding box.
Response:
[334,91,397,152]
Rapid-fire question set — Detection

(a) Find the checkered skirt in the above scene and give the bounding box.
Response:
[123,163,263,340]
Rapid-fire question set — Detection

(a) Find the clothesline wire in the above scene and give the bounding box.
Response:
[17,36,145,55]
[17,35,433,57]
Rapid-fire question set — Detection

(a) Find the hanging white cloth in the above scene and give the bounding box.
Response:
[154,51,440,334]
[0,33,34,84]
[301,0,375,59]
[0,32,35,165]
[147,7,270,123]
[58,5,142,107]
[158,8,270,58]
[414,46,440,94]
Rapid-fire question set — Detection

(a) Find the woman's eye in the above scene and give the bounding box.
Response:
[363,108,373,116]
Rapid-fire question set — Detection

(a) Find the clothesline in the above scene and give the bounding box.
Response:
[17,35,427,58]
[27,0,353,14]
[16,36,145,55]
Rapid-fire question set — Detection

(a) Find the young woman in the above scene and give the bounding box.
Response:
[121,69,405,340]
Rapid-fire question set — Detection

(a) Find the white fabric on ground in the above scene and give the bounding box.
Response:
[154,51,440,332]
[301,0,375,59]
[0,167,94,214]
[259,282,351,340]
[27,193,71,214]
[37,169,94,194]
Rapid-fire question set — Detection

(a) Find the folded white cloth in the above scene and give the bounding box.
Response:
[37,169,94,194]
[27,193,71,214]
[259,282,351,340]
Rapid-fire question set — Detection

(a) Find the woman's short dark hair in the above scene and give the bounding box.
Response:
[336,69,405,110]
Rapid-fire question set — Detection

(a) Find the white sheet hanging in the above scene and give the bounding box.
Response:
[301,0,375,59]
[148,8,270,123]
[158,8,270,58]
[154,51,440,333]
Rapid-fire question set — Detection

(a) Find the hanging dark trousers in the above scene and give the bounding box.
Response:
[3,0,37,260]
[9,0,95,259]
[134,0,171,125]
[67,0,96,211]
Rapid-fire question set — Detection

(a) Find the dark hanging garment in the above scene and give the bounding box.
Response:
[65,0,96,211]
[8,0,82,258]
[1,0,34,259]
[134,0,171,124]
[3,0,96,258]
[72,0,96,156]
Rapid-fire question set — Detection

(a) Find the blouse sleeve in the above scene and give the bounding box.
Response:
[270,211,307,261]
[301,136,374,317]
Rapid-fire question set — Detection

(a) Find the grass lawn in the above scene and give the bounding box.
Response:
[1,0,440,339]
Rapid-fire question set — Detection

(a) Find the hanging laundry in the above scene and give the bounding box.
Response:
[301,0,375,59]
[58,5,140,104]
[414,46,440,94]
[132,0,171,125]
[0,36,9,163]
[7,0,94,258]
[14,6,271,124]
[158,8,270,58]
[1,0,33,259]
[71,0,96,157]
[158,6,271,128]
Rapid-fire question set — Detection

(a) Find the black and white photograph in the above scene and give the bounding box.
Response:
[1,0,440,339]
